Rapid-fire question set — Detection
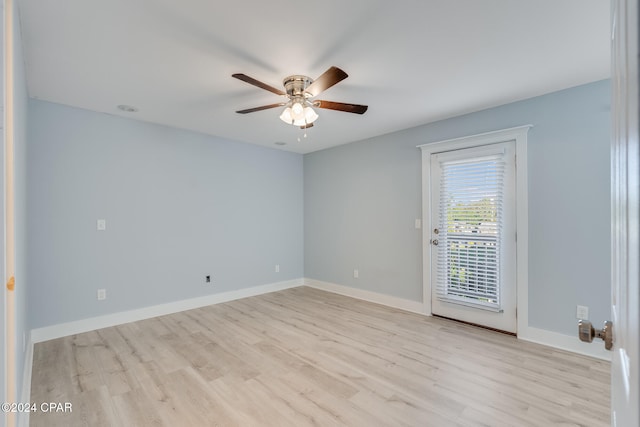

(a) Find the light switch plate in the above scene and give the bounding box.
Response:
[97,219,106,231]
[576,305,589,320]
[415,219,422,229]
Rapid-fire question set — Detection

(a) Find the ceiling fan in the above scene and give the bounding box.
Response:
[232,66,368,129]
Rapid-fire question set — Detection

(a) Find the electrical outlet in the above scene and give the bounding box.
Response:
[275,264,280,273]
[96,219,106,231]
[205,275,211,283]
[353,269,359,279]
[97,289,106,300]
[576,305,589,320]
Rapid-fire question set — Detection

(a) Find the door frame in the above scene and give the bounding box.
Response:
[418,125,531,335]
[3,1,17,426]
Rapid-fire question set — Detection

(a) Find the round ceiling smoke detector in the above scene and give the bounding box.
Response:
[117,104,138,113]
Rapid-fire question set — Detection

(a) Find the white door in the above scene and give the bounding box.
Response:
[430,141,517,333]
[610,0,639,425]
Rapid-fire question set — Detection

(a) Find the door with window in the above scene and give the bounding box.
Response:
[430,141,516,333]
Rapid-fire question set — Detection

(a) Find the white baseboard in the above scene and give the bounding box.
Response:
[304,278,426,314]
[518,326,611,361]
[19,332,34,427]
[31,278,304,343]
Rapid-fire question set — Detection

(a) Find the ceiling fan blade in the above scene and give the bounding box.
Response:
[232,73,286,96]
[315,100,368,114]
[236,103,285,114]
[305,66,349,97]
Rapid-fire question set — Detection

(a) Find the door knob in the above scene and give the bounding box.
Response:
[578,320,613,350]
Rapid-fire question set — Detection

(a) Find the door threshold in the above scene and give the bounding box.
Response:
[432,314,516,336]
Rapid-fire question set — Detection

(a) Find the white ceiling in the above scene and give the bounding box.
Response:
[18,0,610,154]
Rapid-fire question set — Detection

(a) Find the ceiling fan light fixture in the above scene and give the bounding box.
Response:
[304,106,319,123]
[280,101,318,127]
[279,107,293,124]
[291,101,305,120]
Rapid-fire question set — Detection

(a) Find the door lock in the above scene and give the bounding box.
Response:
[578,320,613,350]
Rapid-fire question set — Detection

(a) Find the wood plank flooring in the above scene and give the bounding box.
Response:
[30,287,610,426]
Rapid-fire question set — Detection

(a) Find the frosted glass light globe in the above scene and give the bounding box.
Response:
[279,107,293,124]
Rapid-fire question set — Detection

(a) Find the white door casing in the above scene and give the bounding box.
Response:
[419,125,530,334]
[4,1,17,426]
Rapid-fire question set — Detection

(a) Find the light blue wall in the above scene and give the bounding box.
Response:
[305,133,423,299]
[27,100,304,328]
[304,80,611,337]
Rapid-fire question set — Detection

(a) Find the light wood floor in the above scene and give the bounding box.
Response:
[30,287,610,426]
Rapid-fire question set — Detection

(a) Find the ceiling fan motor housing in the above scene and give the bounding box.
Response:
[283,75,314,98]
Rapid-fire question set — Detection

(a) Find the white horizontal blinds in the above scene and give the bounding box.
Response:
[436,152,506,311]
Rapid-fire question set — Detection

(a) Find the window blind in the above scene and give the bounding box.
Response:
[436,154,505,311]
